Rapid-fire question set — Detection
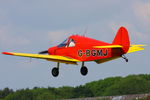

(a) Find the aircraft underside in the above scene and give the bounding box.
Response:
[51,55,129,77]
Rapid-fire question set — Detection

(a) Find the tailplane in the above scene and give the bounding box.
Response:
[112,26,130,53]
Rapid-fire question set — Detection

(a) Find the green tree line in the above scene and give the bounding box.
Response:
[0,74,150,100]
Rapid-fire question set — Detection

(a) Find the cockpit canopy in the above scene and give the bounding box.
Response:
[57,38,75,48]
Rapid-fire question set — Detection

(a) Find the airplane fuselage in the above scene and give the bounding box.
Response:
[48,35,123,62]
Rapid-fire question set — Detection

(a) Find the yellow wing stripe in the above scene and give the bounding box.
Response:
[2,52,80,62]
[93,45,123,48]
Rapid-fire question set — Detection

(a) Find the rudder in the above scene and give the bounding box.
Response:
[112,26,130,53]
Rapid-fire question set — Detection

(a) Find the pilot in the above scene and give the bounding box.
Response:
[68,39,75,47]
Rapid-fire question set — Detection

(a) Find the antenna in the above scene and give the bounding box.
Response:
[83,26,88,36]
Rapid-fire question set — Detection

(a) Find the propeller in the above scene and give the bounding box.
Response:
[38,50,48,54]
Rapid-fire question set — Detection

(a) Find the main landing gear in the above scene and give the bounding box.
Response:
[51,62,88,77]
[51,62,59,77]
[122,55,128,62]
[80,62,88,76]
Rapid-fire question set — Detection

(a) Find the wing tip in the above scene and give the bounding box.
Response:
[2,52,14,55]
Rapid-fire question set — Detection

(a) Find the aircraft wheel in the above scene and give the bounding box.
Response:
[52,67,59,77]
[80,66,88,76]
[125,59,128,62]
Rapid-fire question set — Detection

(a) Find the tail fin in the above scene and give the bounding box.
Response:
[112,27,130,53]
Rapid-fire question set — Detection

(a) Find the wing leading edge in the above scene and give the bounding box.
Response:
[2,52,80,65]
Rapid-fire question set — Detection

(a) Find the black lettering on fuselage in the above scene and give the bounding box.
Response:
[97,49,103,56]
[91,50,97,56]
[86,49,90,57]
[77,49,108,57]
[78,50,83,57]
[103,49,108,56]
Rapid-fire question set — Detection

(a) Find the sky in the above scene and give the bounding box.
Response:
[0,0,150,90]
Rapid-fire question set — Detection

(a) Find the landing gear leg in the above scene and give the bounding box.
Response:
[122,55,128,62]
[52,62,59,77]
[80,62,88,76]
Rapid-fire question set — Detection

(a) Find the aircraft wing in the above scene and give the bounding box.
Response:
[2,52,80,65]
[127,45,146,53]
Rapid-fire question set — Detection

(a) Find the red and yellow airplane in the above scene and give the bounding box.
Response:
[2,27,146,77]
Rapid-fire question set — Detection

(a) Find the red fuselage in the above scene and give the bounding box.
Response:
[48,35,123,62]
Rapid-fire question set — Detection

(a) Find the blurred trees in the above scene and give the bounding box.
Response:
[0,88,13,99]
[0,74,150,100]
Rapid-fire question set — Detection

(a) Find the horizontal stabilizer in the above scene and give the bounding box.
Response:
[130,44,147,47]
[127,44,146,53]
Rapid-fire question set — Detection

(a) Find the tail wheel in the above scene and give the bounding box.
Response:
[80,66,88,76]
[52,67,59,77]
[122,55,128,62]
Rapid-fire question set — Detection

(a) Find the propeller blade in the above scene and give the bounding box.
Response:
[39,50,48,54]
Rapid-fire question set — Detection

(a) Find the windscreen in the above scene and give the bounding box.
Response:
[57,38,68,47]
